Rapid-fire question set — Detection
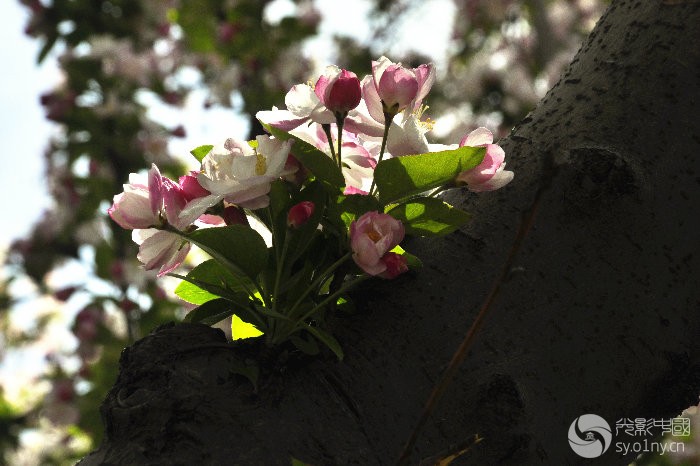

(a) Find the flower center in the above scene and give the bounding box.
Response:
[367,226,382,243]
[255,152,267,176]
[413,104,435,131]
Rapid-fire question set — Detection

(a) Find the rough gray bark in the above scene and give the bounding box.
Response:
[80,1,700,464]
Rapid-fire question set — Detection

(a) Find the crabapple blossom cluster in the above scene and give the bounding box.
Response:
[108,56,513,358]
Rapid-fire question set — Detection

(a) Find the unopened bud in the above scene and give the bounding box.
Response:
[287,201,315,228]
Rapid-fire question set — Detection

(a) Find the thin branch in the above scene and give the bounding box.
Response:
[395,153,558,465]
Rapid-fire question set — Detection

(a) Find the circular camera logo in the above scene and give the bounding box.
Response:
[568,414,613,458]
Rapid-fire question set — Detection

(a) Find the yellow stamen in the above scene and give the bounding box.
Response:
[413,104,429,120]
[420,117,435,131]
[255,151,267,176]
[413,104,435,131]
[367,226,382,243]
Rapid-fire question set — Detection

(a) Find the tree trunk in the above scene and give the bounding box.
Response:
[79,1,700,464]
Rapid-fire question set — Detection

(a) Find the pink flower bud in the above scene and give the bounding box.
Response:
[316,68,362,114]
[178,171,210,201]
[223,206,250,226]
[171,125,186,138]
[287,201,315,228]
[53,380,75,403]
[75,321,97,342]
[378,252,408,279]
[109,260,125,282]
[73,307,102,342]
[377,64,419,113]
[350,211,405,276]
[53,286,77,302]
[217,22,239,43]
[120,298,138,315]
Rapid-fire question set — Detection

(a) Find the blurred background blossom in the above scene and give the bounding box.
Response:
[19,1,699,465]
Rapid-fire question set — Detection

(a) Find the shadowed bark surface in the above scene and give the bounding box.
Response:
[80,1,700,464]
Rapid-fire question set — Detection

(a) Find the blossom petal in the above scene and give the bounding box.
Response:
[255,109,308,131]
[350,212,404,276]
[371,56,393,89]
[361,75,385,124]
[161,178,187,227]
[108,186,156,229]
[148,164,163,216]
[257,136,294,175]
[177,194,224,226]
[460,127,494,147]
[410,63,436,110]
[386,114,430,157]
[314,65,341,102]
[469,168,514,193]
[378,64,419,111]
[285,84,321,118]
[344,97,385,137]
[134,229,189,276]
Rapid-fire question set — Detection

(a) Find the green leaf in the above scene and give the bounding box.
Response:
[231,315,264,340]
[335,194,382,228]
[173,259,255,305]
[390,245,423,269]
[188,225,268,281]
[335,296,356,315]
[174,271,268,328]
[288,181,328,262]
[37,34,58,64]
[387,197,471,236]
[268,180,291,221]
[291,457,314,466]
[184,298,236,325]
[289,332,320,356]
[178,0,217,53]
[232,359,260,392]
[262,123,345,190]
[189,144,213,163]
[374,146,485,204]
[305,326,344,361]
[174,279,218,305]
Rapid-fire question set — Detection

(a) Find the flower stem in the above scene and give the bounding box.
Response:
[428,185,451,198]
[286,252,352,319]
[293,273,370,327]
[335,111,347,169]
[369,111,395,196]
[272,232,291,314]
[321,123,337,166]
